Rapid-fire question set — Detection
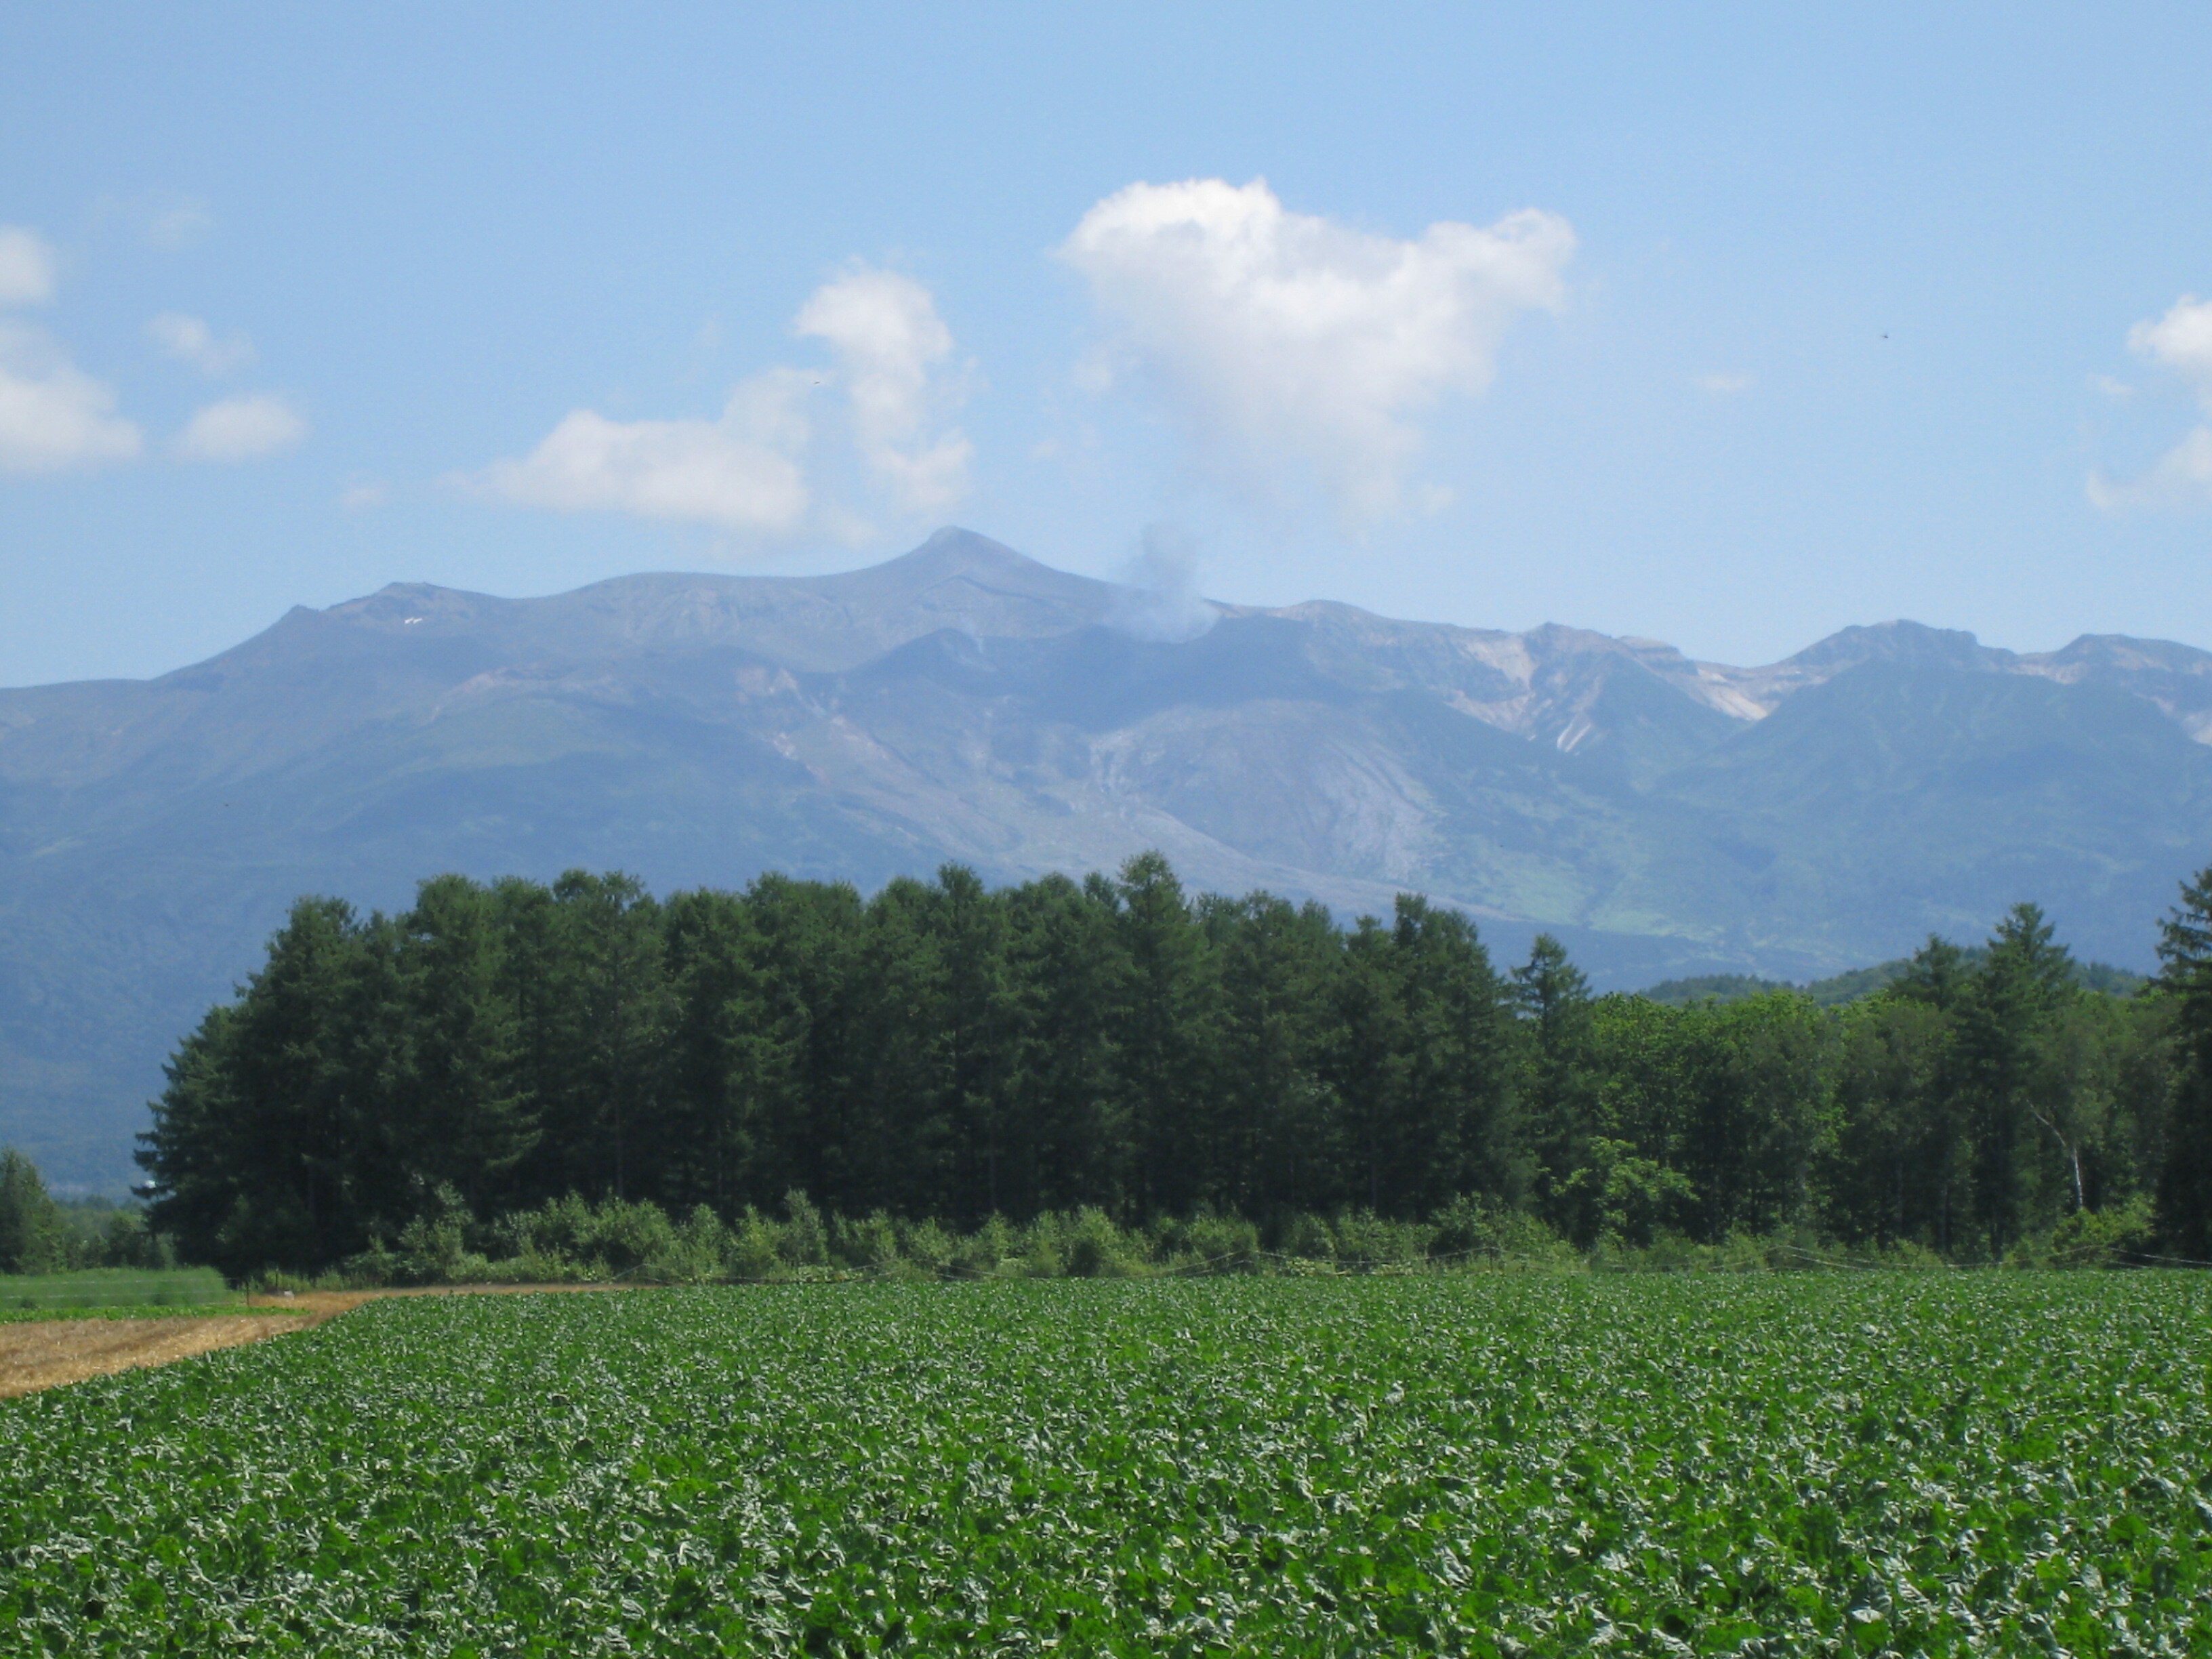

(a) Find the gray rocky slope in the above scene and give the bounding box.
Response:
[6,527,2211,1185]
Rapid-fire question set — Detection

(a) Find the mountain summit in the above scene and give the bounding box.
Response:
[5,527,2210,1184]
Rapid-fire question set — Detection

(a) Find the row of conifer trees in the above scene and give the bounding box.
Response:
[136,854,2212,1279]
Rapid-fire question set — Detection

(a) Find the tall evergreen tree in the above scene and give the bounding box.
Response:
[140,897,375,1275]
[2156,864,2212,1257]
[1894,935,1972,1010]
[1702,994,1832,1239]
[1954,903,2074,1256]
[741,872,865,1210]
[1888,935,1981,1251]
[492,874,570,1207]
[393,875,533,1212]
[1113,853,1215,1218]
[2101,992,2175,1214]
[1002,873,1130,1216]
[1826,996,1949,1246]
[1513,935,1598,1237]
[1386,897,1516,1214]
[1204,892,1342,1218]
[843,876,951,1217]
[932,865,1020,1221]
[661,889,787,1214]
[0,1147,63,1274]
[1330,916,1411,1215]
[541,871,670,1203]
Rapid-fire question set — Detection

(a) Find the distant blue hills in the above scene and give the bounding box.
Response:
[4,528,2208,1187]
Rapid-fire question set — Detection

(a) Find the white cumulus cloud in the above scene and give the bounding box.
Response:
[148,312,256,376]
[0,321,142,475]
[475,368,813,532]
[472,265,968,536]
[176,392,308,462]
[1058,178,1574,522]
[2131,295,2212,397]
[2090,426,2212,511]
[2093,295,2212,510]
[796,267,971,513]
[0,226,57,308]
[0,228,142,475]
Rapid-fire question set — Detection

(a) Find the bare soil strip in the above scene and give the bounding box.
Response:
[0,1283,638,1399]
[0,1314,321,1399]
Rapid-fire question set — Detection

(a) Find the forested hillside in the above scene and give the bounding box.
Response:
[11,531,2212,1189]
[134,854,2212,1280]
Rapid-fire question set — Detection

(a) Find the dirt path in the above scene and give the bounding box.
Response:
[0,1313,325,1399]
[0,1283,638,1399]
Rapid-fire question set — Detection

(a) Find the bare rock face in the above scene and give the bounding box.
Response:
[5,526,2211,1185]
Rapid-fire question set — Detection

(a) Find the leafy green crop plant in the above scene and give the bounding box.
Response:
[3,1275,2209,1653]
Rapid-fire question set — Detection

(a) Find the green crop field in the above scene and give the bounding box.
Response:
[3,1277,2209,1655]
[0,1267,237,1320]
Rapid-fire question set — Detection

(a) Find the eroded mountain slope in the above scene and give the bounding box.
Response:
[4,527,2209,1185]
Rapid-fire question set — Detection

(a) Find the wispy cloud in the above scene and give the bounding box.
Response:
[470,264,969,537]
[148,312,256,377]
[1058,178,1574,524]
[0,226,57,307]
[2132,294,2212,391]
[1696,372,1755,395]
[0,223,296,477]
[474,369,813,531]
[796,268,971,514]
[175,392,308,462]
[0,233,141,475]
[145,197,213,251]
[2091,294,2212,510]
[0,320,142,474]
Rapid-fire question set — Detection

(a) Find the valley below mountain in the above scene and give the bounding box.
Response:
[6,527,2211,1185]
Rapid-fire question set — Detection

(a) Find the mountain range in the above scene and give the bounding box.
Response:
[6,527,2211,1187]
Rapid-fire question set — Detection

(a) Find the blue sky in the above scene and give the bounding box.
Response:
[2,1,2208,686]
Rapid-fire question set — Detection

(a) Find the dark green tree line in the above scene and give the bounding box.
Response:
[0,1148,173,1273]
[136,854,2205,1279]
[2157,867,2212,1258]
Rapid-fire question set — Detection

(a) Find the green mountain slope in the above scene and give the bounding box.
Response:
[3,528,2208,1187]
